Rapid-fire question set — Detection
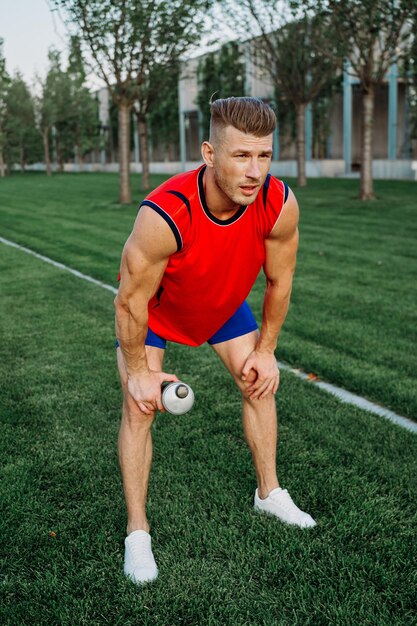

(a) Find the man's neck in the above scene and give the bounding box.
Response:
[202,167,240,220]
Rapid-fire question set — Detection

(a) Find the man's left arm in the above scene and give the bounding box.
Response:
[242,188,299,399]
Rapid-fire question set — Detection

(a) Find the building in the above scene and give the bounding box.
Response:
[177,41,417,180]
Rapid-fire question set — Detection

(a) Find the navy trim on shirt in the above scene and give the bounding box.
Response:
[263,174,271,209]
[283,181,289,203]
[166,190,192,223]
[140,200,182,251]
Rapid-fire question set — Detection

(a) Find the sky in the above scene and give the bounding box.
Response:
[0,0,238,91]
[1,0,71,87]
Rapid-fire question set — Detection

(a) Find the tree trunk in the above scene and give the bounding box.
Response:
[43,128,52,176]
[20,145,25,173]
[295,103,307,187]
[360,87,375,200]
[57,146,64,173]
[118,102,132,204]
[77,142,84,170]
[138,114,150,191]
[0,149,5,177]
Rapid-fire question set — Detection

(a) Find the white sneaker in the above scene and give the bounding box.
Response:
[124,530,158,584]
[254,487,316,528]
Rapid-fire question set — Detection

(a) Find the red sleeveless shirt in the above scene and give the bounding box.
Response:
[142,165,286,346]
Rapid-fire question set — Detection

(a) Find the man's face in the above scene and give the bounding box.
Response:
[211,126,273,208]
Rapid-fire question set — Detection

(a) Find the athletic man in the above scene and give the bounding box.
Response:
[115,97,316,585]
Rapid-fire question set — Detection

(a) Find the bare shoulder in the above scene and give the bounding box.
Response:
[268,187,299,241]
[124,205,178,265]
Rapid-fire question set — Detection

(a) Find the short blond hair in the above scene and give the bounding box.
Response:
[209,97,276,143]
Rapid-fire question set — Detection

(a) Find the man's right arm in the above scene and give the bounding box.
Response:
[114,205,178,411]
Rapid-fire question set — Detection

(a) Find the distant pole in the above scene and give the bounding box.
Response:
[305,102,312,161]
[133,115,140,163]
[343,60,352,174]
[388,61,398,160]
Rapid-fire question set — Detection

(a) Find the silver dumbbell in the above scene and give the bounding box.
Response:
[161,381,195,415]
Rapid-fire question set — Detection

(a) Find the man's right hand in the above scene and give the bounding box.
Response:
[127,370,179,415]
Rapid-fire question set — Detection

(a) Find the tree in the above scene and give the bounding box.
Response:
[402,5,417,152]
[133,60,181,190]
[37,44,99,174]
[45,50,75,171]
[5,74,40,173]
[53,0,214,203]
[35,50,62,175]
[223,1,341,187]
[0,39,10,177]
[322,0,414,200]
[67,36,100,168]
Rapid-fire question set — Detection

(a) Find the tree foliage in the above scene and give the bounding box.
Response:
[36,48,98,172]
[318,0,414,199]
[404,5,417,144]
[0,39,10,176]
[66,36,100,166]
[4,73,41,172]
[223,0,341,186]
[53,0,214,200]
[324,0,413,91]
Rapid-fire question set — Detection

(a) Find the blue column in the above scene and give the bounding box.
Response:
[305,102,312,160]
[388,62,398,160]
[403,80,411,159]
[343,60,352,174]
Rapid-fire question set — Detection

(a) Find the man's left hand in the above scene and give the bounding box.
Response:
[241,351,280,400]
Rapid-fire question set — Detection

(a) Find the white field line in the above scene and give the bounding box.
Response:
[0,236,118,295]
[277,362,417,434]
[1,235,416,434]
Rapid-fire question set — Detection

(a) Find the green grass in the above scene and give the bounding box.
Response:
[0,172,416,419]
[1,172,417,624]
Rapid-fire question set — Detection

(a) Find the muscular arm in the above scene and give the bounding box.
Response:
[242,188,299,399]
[258,187,299,352]
[114,206,178,411]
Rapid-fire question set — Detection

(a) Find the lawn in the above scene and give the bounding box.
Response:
[0,172,416,418]
[0,172,416,625]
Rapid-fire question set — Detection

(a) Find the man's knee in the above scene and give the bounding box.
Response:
[231,367,258,399]
[121,394,156,429]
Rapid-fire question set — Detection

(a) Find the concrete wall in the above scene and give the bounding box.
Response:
[24,160,417,179]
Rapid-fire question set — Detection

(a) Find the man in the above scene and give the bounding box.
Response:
[114,97,316,585]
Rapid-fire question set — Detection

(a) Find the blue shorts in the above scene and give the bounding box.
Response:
[116,301,258,350]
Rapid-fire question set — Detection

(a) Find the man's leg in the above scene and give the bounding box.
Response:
[117,344,165,585]
[211,330,279,498]
[211,330,316,528]
[117,344,164,534]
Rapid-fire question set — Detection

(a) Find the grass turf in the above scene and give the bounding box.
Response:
[1,241,416,625]
[0,172,416,419]
[0,172,416,624]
